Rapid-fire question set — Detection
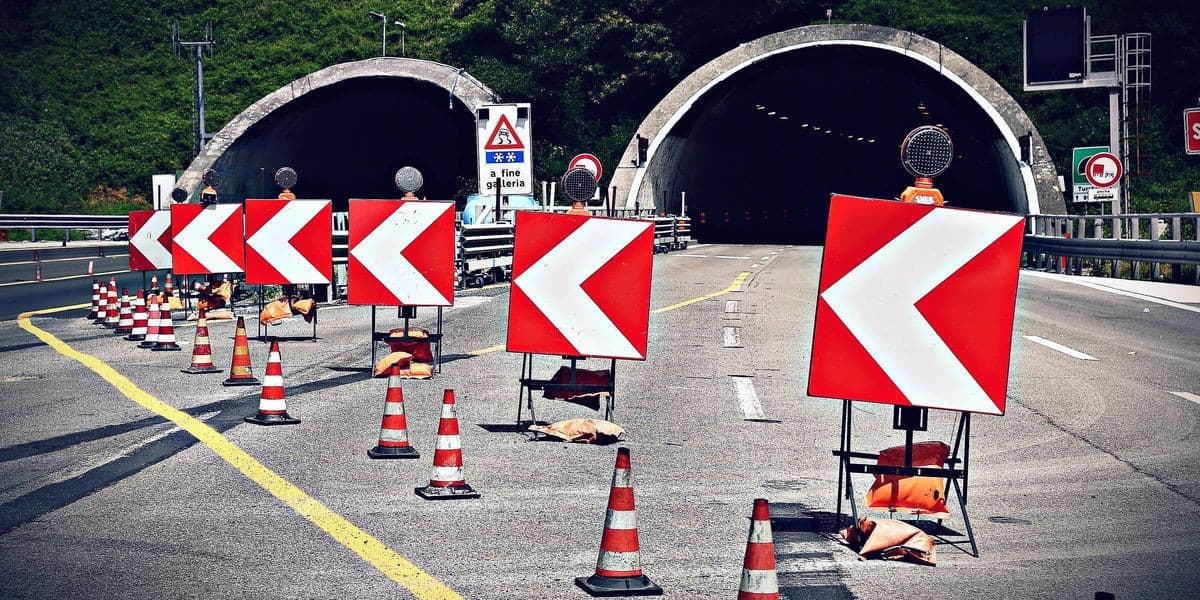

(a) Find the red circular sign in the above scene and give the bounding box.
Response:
[568,153,602,182]
[1083,152,1122,189]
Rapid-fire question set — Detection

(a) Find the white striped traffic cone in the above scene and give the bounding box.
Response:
[150,273,159,293]
[415,389,479,499]
[87,260,94,276]
[575,447,662,596]
[151,297,181,351]
[34,263,42,281]
[94,284,109,324]
[181,309,221,374]
[244,341,300,425]
[114,289,134,334]
[103,285,119,328]
[138,294,160,348]
[367,366,420,459]
[87,279,100,319]
[125,290,148,341]
[737,499,779,600]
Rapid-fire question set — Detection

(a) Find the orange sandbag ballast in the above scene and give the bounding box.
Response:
[865,440,951,519]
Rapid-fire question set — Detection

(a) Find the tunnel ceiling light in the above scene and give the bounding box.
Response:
[868,139,876,143]
[801,123,809,127]
[756,105,766,110]
[767,111,776,116]
[825,129,832,134]
[779,116,788,120]
[857,137,864,141]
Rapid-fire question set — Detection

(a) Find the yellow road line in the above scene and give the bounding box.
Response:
[0,269,129,287]
[17,306,462,600]
[469,344,505,356]
[1,253,129,267]
[650,271,750,314]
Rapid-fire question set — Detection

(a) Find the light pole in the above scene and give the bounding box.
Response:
[369,12,387,56]
[394,20,406,57]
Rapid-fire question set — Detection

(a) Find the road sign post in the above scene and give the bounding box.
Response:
[810,194,1024,556]
[477,103,532,197]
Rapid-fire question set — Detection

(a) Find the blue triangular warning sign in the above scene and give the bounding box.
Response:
[484,114,524,150]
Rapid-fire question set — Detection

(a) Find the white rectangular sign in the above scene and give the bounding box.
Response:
[477,103,532,196]
[152,174,176,210]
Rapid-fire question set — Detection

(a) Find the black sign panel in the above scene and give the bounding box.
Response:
[1025,7,1087,86]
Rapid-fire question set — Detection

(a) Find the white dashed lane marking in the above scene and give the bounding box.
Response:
[1023,335,1098,361]
[1169,391,1200,406]
[729,375,764,420]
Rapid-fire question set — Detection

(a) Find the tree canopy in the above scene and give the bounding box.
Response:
[0,0,1195,214]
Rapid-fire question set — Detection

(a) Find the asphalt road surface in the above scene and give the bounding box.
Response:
[0,243,1197,599]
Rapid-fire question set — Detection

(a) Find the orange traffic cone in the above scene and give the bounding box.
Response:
[151,297,181,351]
[87,260,94,276]
[737,499,779,600]
[103,286,120,328]
[576,447,662,596]
[114,289,134,334]
[149,273,159,293]
[164,273,174,301]
[223,316,260,386]
[94,283,109,324]
[87,280,100,320]
[126,290,148,341]
[367,366,420,459]
[415,389,479,499]
[244,341,300,425]
[182,309,221,374]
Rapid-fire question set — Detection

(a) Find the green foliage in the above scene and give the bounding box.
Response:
[0,0,1196,214]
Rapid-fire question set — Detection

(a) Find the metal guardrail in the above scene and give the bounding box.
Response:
[0,214,130,228]
[1024,213,1200,283]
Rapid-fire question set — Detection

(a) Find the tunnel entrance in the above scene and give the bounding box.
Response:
[668,46,1022,244]
[613,26,1064,245]
[175,58,497,210]
[213,77,475,209]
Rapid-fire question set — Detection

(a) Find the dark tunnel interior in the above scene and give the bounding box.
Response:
[212,77,476,210]
[662,45,1025,244]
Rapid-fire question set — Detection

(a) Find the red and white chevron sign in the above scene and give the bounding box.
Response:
[808,195,1025,415]
[347,199,455,306]
[170,204,245,275]
[128,210,172,271]
[507,212,654,360]
[244,199,332,285]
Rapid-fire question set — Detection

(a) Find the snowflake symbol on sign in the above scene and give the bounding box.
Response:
[505,152,517,162]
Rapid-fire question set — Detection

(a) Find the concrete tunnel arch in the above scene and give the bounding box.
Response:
[610,24,1065,244]
[174,57,498,207]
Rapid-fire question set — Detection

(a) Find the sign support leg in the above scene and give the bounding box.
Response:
[370,305,377,368]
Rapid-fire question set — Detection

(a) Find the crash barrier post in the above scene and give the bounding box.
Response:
[831,402,978,557]
[517,354,617,435]
[370,305,443,373]
[575,447,661,596]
